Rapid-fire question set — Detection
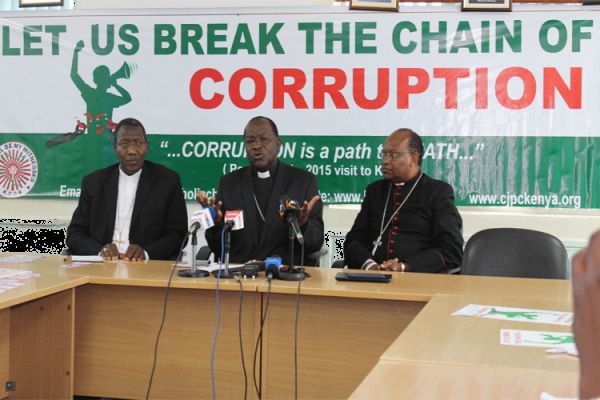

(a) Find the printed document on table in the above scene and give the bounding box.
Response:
[500,328,574,350]
[453,304,573,326]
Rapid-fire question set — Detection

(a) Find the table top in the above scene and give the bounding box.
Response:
[62,258,261,291]
[0,253,573,308]
[381,294,577,373]
[255,268,571,303]
[349,360,577,400]
[352,294,578,399]
[0,254,87,309]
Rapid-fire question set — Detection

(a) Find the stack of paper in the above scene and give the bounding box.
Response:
[0,268,38,294]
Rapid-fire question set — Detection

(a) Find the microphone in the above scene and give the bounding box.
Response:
[213,210,244,280]
[179,206,216,279]
[265,256,282,279]
[189,206,216,234]
[223,210,244,231]
[279,196,304,246]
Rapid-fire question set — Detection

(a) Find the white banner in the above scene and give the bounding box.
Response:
[0,5,597,137]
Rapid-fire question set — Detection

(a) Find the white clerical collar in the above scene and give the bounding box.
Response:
[257,170,270,179]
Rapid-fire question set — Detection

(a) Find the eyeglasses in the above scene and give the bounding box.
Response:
[378,151,412,160]
[117,140,146,149]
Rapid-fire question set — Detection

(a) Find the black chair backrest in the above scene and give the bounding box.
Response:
[304,250,322,267]
[196,245,213,260]
[462,228,568,279]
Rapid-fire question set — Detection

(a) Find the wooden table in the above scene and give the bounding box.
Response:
[0,255,87,399]
[0,254,575,399]
[350,361,577,399]
[382,294,575,371]
[351,294,578,399]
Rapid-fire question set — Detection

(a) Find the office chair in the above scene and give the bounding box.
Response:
[304,249,323,267]
[196,245,213,261]
[461,228,568,279]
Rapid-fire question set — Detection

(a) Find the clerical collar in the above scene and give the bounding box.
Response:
[253,160,279,179]
[393,171,421,188]
[119,167,142,181]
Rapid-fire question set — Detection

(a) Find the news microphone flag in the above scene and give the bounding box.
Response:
[190,206,216,233]
[224,210,244,231]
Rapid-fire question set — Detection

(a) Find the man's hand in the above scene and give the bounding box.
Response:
[380,258,410,272]
[74,40,84,52]
[298,195,320,226]
[572,231,600,399]
[100,243,119,260]
[122,244,146,261]
[196,191,223,223]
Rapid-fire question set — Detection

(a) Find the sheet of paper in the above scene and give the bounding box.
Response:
[173,262,244,273]
[70,255,104,263]
[0,268,35,279]
[453,304,573,326]
[540,392,576,400]
[61,262,95,268]
[500,329,574,349]
[0,254,44,263]
[545,346,579,357]
[0,268,39,293]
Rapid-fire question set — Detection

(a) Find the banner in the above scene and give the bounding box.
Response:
[0,6,598,208]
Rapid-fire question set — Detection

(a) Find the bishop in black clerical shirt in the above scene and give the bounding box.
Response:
[344,128,463,273]
[198,116,324,265]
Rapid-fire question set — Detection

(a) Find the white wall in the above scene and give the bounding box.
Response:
[73,0,337,9]
[0,0,73,10]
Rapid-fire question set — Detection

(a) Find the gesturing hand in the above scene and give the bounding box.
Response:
[298,195,320,226]
[196,190,223,223]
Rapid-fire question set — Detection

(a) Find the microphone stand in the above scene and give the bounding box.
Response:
[212,227,235,279]
[178,230,209,278]
[278,216,304,281]
[288,222,295,270]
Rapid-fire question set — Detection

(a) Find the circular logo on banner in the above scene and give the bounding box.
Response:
[0,142,38,198]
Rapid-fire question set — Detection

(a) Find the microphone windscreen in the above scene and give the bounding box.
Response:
[191,207,215,230]
[224,210,244,230]
[280,196,300,217]
[265,256,282,277]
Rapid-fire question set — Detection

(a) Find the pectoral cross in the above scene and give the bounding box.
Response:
[114,229,128,253]
[372,236,382,256]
